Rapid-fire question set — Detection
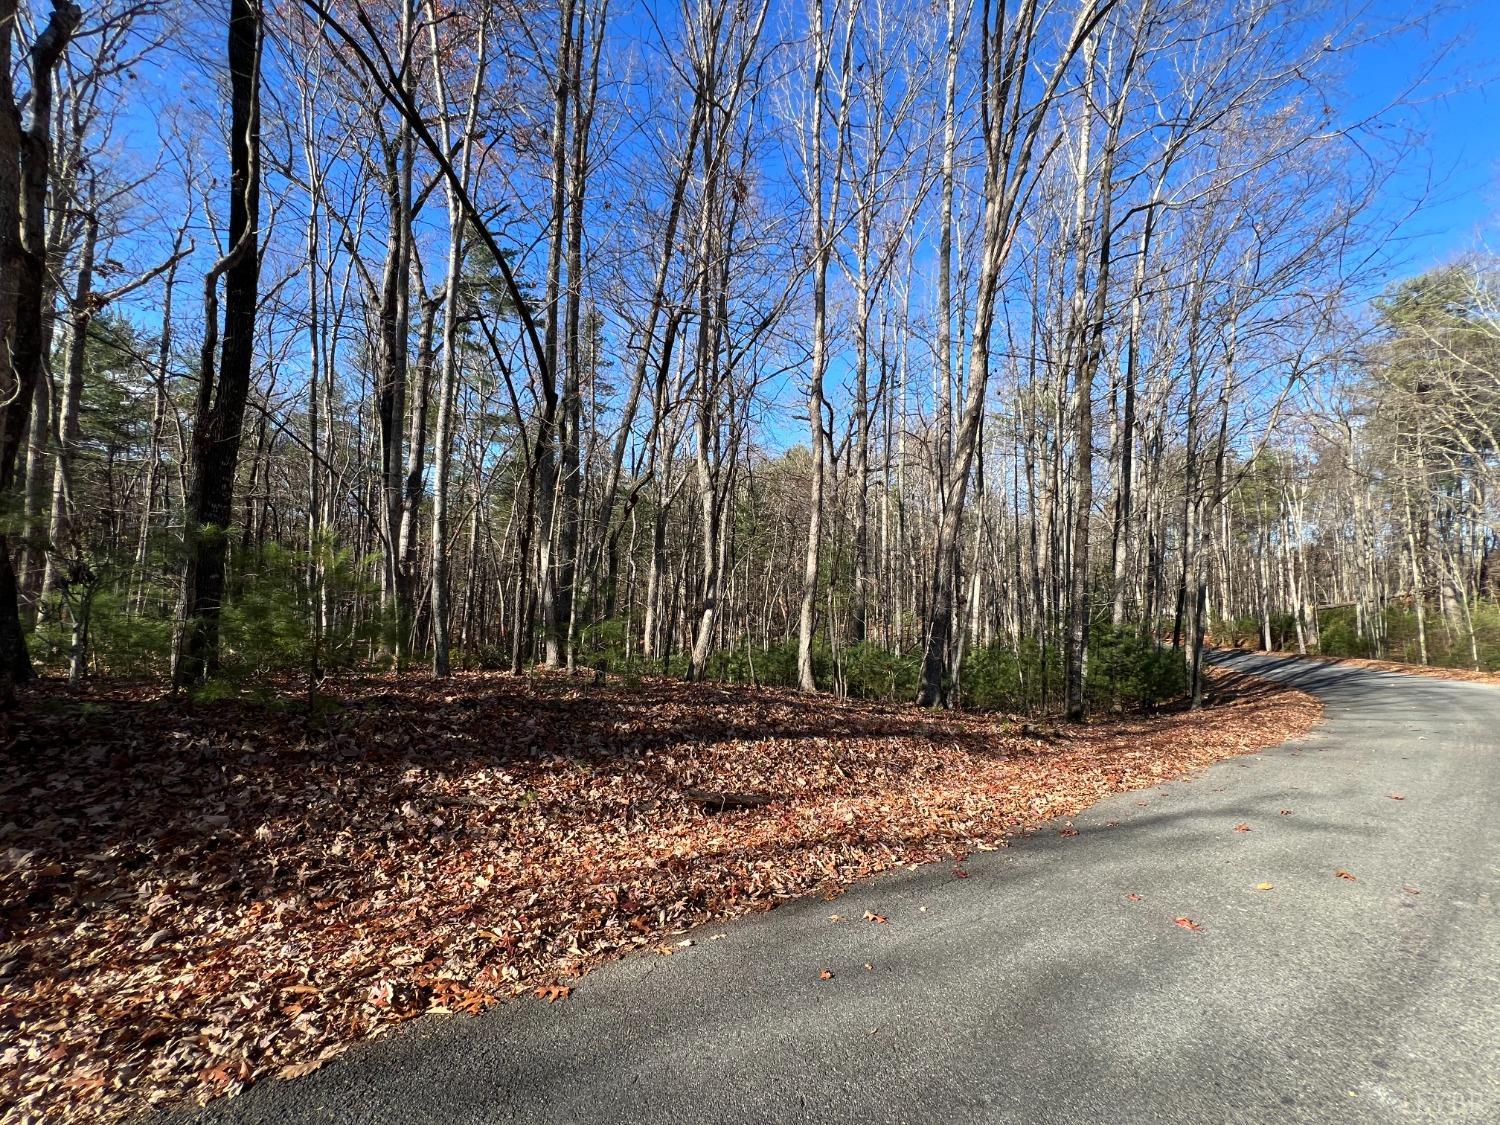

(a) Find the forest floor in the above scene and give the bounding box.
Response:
[2,667,1320,1125]
[1225,646,1500,685]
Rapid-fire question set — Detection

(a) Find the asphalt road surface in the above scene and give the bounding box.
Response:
[184,652,1500,1124]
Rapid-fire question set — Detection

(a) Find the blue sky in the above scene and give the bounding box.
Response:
[1349,1,1500,274]
[98,0,1499,412]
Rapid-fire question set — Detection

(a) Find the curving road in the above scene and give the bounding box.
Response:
[185,653,1500,1124]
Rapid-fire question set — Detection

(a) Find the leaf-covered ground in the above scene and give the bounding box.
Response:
[1,668,1320,1124]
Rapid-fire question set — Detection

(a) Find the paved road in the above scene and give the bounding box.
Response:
[188,653,1500,1124]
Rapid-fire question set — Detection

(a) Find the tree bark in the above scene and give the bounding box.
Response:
[0,0,82,699]
[173,0,263,687]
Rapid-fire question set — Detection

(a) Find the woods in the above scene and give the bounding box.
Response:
[0,0,1494,710]
[6,2,1500,1121]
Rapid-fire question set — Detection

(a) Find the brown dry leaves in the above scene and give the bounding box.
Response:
[0,666,1319,1123]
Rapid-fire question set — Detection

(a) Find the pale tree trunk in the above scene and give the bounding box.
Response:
[796,0,850,694]
[424,0,489,678]
[374,10,416,663]
[40,207,98,598]
[1061,31,1098,722]
[539,0,576,668]
[133,230,186,612]
[1404,491,1429,665]
[1110,199,1157,628]
[556,0,605,673]
[918,0,1110,706]
[932,0,961,501]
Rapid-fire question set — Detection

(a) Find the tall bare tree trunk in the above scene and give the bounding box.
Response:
[425,0,489,678]
[173,0,262,686]
[40,207,98,597]
[0,0,82,700]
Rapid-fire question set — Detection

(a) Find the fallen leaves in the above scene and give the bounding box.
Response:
[1254,882,1275,891]
[1335,869,1358,881]
[1233,822,1251,832]
[819,969,834,981]
[863,911,887,924]
[1058,827,1079,838]
[1173,916,1205,932]
[201,1058,252,1087]
[0,666,1320,1124]
[1126,893,1142,902]
[1402,885,1420,895]
[277,1058,328,1081]
[1386,794,1406,801]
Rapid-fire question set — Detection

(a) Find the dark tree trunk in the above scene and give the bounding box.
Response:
[174,0,262,687]
[0,0,81,701]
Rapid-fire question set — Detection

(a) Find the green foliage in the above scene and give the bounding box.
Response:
[701,643,770,685]
[695,641,827,690]
[1218,615,1258,648]
[952,629,1187,714]
[188,677,250,705]
[577,617,629,663]
[86,589,175,674]
[1084,627,1188,712]
[219,541,387,682]
[733,642,805,688]
[1267,613,1300,651]
[1317,601,1500,671]
[468,644,514,671]
[1218,612,1300,651]
[837,642,922,701]
[31,538,390,688]
[30,564,175,678]
[959,639,1057,713]
[219,548,315,680]
[568,616,1188,715]
[1312,609,1377,661]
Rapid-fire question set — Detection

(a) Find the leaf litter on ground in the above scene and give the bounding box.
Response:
[0,666,1319,1123]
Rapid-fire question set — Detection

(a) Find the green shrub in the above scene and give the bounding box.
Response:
[1266,612,1299,650]
[959,638,1058,714]
[218,541,386,681]
[838,641,922,700]
[89,589,175,674]
[1220,614,1262,647]
[1085,626,1187,712]
[30,577,175,678]
[1313,606,1378,660]
[1361,601,1500,671]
